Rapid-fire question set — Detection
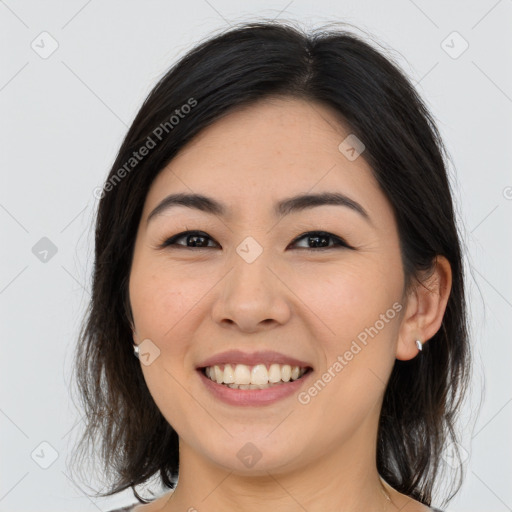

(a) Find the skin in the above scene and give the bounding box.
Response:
[128,97,452,512]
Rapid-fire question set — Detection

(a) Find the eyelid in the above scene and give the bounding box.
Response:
[158,230,353,251]
[158,230,218,249]
[289,231,353,250]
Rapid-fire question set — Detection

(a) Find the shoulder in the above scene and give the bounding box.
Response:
[106,491,174,512]
[106,498,445,512]
[106,505,139,512]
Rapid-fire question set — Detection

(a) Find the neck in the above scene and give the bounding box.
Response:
[163,418,393,512]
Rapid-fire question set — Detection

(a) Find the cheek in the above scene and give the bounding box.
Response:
[129,254,204,339]
[295,259,402,341]
[130,271,173,335]
[129,266,200,432]
[293,258,403,406]
[294,264,400,428]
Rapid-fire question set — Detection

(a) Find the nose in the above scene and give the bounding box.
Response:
[210,250,292,333]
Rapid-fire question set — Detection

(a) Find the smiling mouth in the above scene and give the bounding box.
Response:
[199,363,313,390]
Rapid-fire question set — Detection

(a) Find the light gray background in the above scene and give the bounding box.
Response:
[1,1,511,511]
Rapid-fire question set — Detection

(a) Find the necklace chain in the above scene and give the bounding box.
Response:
[379,476,393,511]
[163,478,393,511]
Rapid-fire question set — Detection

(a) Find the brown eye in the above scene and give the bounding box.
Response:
[160,230,352,251]
[289,231,351,251]
[161,231,218,249]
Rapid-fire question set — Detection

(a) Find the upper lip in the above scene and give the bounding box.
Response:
[197,350,313,369]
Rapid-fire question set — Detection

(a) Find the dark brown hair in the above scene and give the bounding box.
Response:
[69,20,471,509]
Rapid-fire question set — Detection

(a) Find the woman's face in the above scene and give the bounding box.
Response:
[128,97,410,476]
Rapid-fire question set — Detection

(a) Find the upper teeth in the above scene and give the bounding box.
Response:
[205,363,307,385]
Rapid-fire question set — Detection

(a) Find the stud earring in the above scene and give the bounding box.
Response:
[133,344,140,358]
[415,339,423,351]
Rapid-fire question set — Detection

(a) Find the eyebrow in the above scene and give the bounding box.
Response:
[146,191,372,225]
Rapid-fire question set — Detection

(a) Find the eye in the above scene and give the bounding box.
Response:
[289,231,351,251]
[160,230,219,249]
[159,230,352,251]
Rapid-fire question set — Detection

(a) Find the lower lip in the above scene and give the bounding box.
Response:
[197,369,313,406]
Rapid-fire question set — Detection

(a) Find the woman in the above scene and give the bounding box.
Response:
[71,20,471,512]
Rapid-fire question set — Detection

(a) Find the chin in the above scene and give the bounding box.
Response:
[197,431,308,476]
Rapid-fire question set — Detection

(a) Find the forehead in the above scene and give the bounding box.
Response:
[142,97,389,224]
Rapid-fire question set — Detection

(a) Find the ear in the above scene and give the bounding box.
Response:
[396,255,452,361]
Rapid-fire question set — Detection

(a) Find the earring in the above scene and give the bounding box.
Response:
[415,339,423,351]
[133,343,140,358]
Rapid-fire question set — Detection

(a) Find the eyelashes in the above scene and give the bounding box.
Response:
[158,230,353,252]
